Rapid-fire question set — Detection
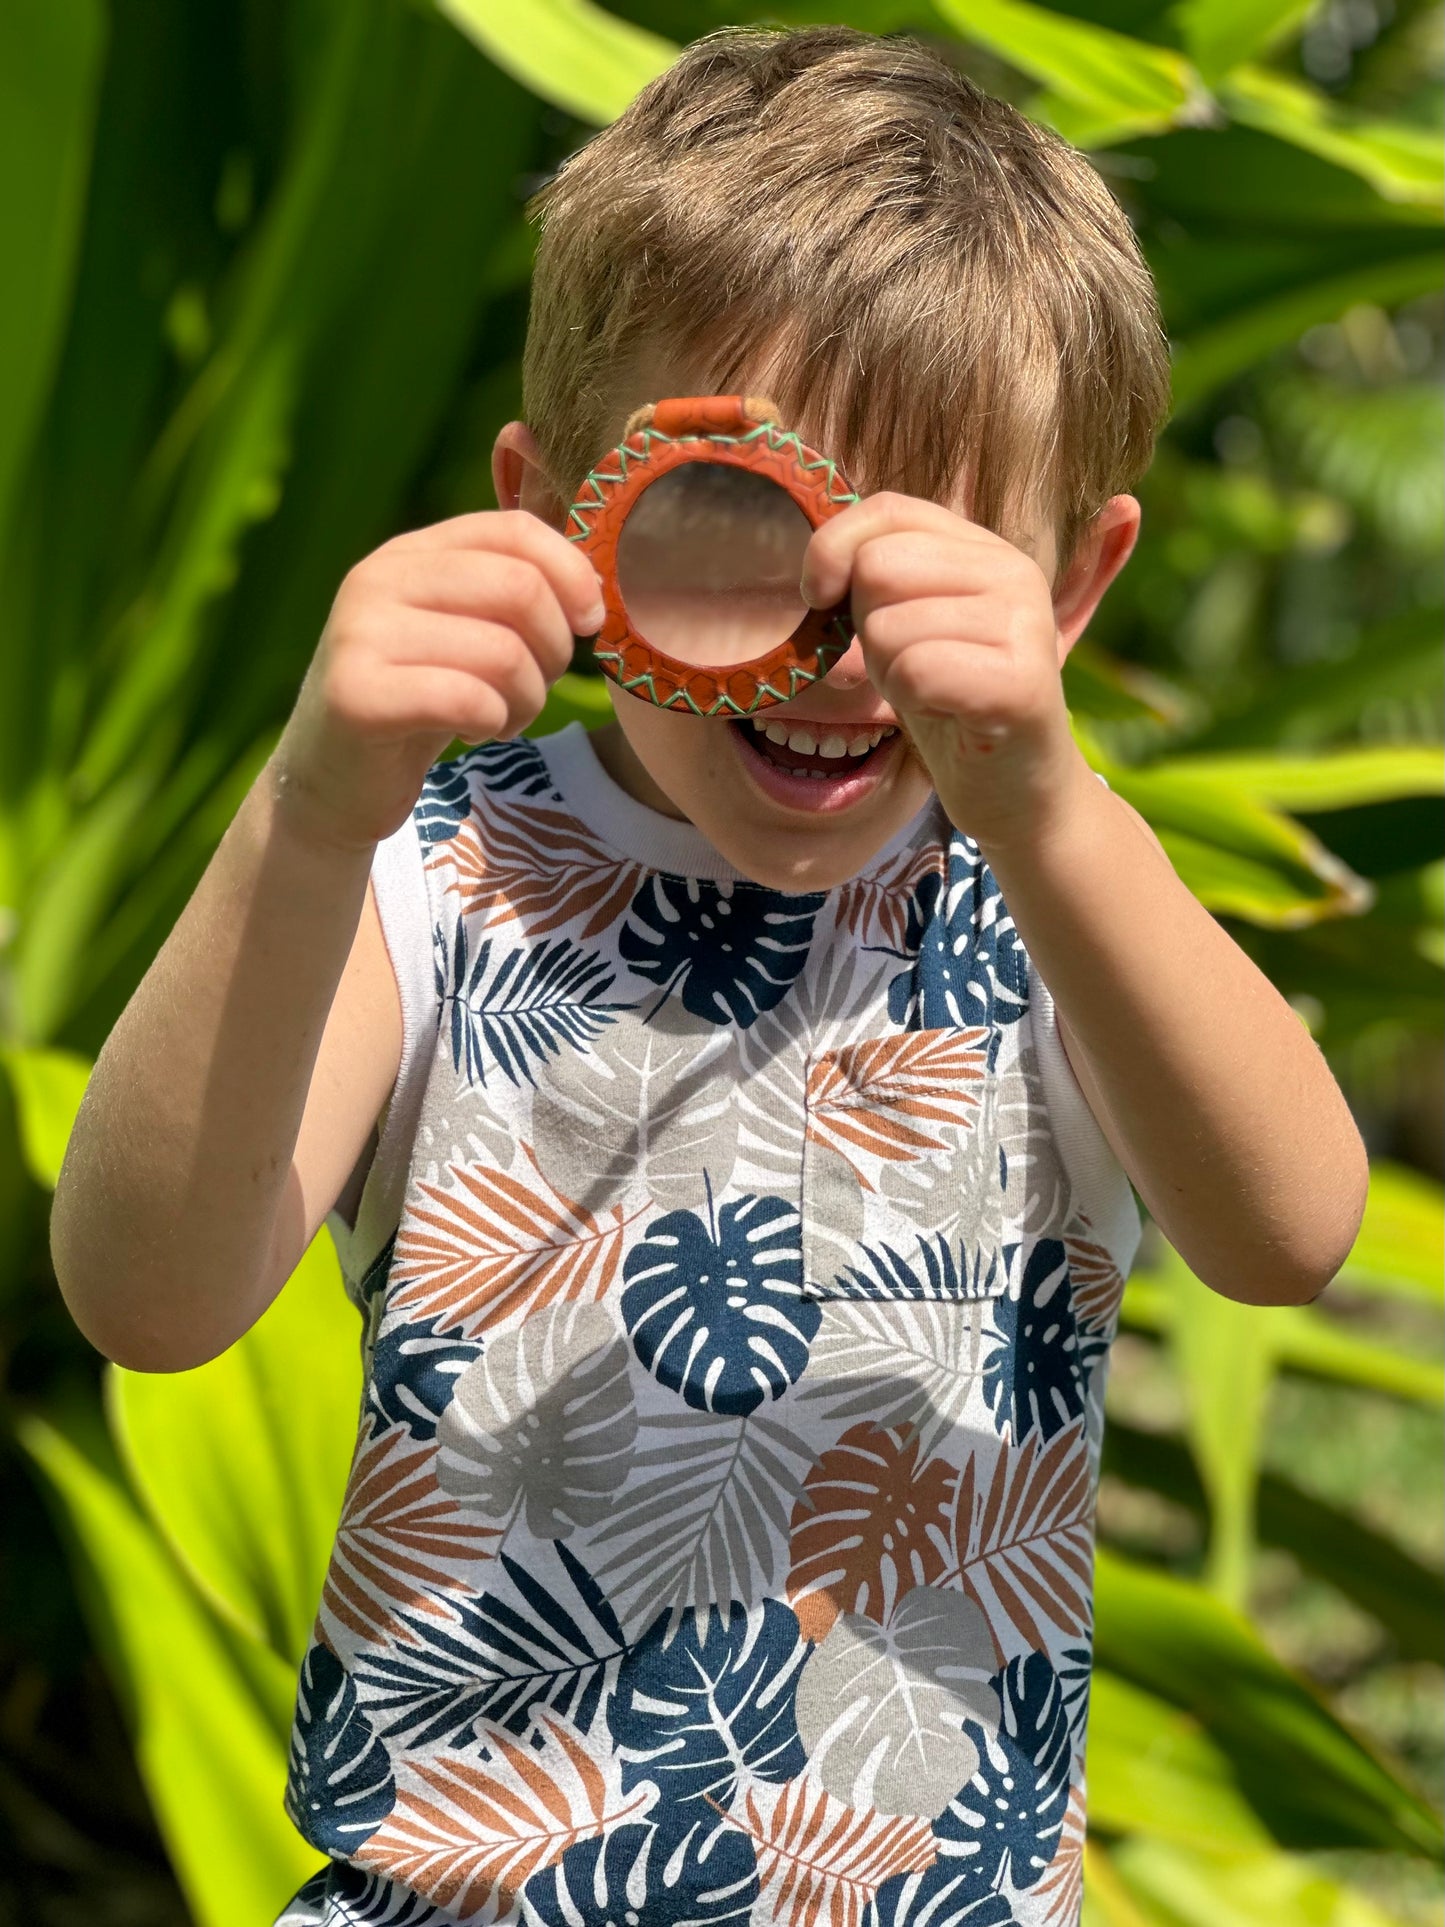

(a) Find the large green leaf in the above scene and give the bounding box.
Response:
[1159,746,1444,813]
[1087,1668,1272,1848]
[1222,67,1445,211]
[0,0,106,545]
[1339,1160,1445,1305]
[931,0,1206,146]
[109,1230,362,1667]
[0,1043,89,1187]
[1171,0,1318,84]
[435,0,677,124]
[1093,1547,1444,1855]
[1110,1836,1409,1927]
[20,1416,321,1925]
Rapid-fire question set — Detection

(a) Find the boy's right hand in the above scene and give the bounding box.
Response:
[272,511,605,850]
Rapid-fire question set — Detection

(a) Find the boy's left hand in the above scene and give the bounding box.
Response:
[801,493,1092,851]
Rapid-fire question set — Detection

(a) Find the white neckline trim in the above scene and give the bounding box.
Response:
[535,722,941,886]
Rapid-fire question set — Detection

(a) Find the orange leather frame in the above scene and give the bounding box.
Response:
[566,396,858,718]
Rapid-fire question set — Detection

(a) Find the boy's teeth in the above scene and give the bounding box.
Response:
[762,722,790,745]
[747,719,897,762]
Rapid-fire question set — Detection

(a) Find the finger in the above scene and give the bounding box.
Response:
[847,534,1002,626]
[801,493,989,607]
[859,595,1011,661]
[387,510,604,635]
[344,664,518,746]
[383,550,576,682]
[866,636,1038,729]
[384,611,552,719]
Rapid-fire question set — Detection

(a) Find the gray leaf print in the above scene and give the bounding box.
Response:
[802,1139,866,1293]
[794,1586,1001,1819]
[582,1407,812,1641]
[531,1004,738,1216]
[436,1302,636,1538]
[798,1297,993,1458]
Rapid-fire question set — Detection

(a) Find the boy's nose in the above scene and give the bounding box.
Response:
[820,635,870,691]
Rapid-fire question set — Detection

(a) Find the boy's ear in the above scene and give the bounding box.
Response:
[492,421,566,527]
[1051,494,1140,662]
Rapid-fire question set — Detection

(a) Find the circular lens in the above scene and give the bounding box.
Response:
[616,460,813,668]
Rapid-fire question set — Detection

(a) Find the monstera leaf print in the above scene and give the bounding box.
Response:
[416,758,476,850]
[439,924,623,1089]
[869,1876,1018,1926]
[834,1232,1006,1304]
[584,1407,812,1641]
[727,1775,937,1927]
[982,1242,1085,1447]
[476,737,558,799]
[321,1420,499,1648]
[355,1708,657,1922]
[436,1302,636,1539]
[391,1156,639,1338]
[524,1820,760,1927]
[805,1031,987,1184]
[835,840,944,954]
[277,1862,440,1925]
[1055,1647,1093,1744]
[367,1317,482,1442]
[622,1194,816,1416]
[620,873,823,1028]
[794,1588,1001,1822]
[886,845,1028,1034]
[444,802,647,938]
[286,1639,396,1853]
[932,1653,1072,1896]
[787,1424,955,1643]
[1033,1782,1085,1927]
[798,1296,993,1459]
[532,1004,739,1217]
[609,1599,807,1852]
[352,1540,627,1750]
[952,1420,1093,1657]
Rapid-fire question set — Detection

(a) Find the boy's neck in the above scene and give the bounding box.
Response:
[590,720,690,821]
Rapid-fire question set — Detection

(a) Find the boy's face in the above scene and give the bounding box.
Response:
[494,383,1106,895]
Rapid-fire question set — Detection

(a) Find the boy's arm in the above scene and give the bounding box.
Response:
[804,493,1369,1306]
[51,511,604,1370]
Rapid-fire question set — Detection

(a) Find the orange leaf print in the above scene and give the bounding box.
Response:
[1065,1231,1126,1335]
[835,844,943,953]
[805,1031,987,1184]
[1035,1781,1086,1926]
[953,1418,1093,1655]
[322,1421,499,1648]
[722,1775,935,1927]
[438,803,645,939]
[391,1157,641,1337]
[787,1423,955,1643]
[357,1708,656,1921]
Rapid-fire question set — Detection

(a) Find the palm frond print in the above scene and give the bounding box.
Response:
[786,1423,954,1642]
[437,802,646,938]
[805,1030,987,1183]
[391,1156,640,1337]
[356,1708,657,1921]
[952,1419,1094,1654]
[438,922,622,1087]
[833,841,943,954]
[720,1776,937,1927]
[321,1422,499,1649]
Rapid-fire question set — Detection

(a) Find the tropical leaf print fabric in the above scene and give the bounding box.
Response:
[281,734,1140,1927]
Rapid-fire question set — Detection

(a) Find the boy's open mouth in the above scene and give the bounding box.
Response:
[728,716,900,810]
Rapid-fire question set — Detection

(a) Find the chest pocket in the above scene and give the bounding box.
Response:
[800,1027,1015,1302]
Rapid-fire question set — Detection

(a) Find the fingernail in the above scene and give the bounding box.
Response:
[580,602,605,635]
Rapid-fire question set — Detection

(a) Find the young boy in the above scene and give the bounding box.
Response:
[52,26,1367,1927]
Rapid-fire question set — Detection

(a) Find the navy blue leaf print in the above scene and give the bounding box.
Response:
[832,1231,1007,1303]
[525,1820,759,1927]
[352,1541,627,1749]
[366,1315,481,1441]
[887,841,1027,1034]
[983,1240,1085,1445]
[285,1641,395,1852]
[437,921,622,1087]
[415,759,474,851]
[620,874,823,1028]
[277,1862,440,1925]
[1057,1644,1093,1742]
[476,736,558,798]
[870,1876,1017,1926]
[609,1599,807,1848]
[622,1194,817,1414]
[934,1652,1072,1893]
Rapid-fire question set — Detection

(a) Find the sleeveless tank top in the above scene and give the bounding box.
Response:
[276,722,1140,1927]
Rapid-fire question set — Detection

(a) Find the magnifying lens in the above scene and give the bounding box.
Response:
[567,396,859,718]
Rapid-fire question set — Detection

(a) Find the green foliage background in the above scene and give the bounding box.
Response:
[0,1,1441,1922]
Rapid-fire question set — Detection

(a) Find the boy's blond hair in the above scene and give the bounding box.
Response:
[524,26,1170,562]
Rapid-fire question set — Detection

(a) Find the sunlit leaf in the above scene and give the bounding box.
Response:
[1160,746,1444,812]
[109,1230,361,1665]
[1171,0,1318,84]
[1111,1834,1409,1926]
[1223,67,1445,210]
[21,1416,322,1925]
[435,0,676,125]
[0,1043,90,1187]
[1087,1669,1272,1848]
[1339,1159,1445,1305]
